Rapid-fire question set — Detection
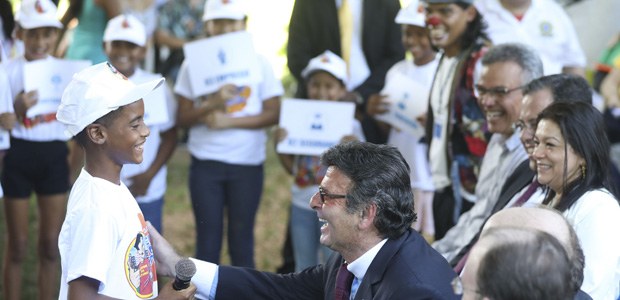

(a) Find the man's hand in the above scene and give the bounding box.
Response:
[147,221,182,278]
[204,110,233,129]
[156,280,197,300]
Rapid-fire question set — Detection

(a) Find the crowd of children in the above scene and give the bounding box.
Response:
[1,0,619,299]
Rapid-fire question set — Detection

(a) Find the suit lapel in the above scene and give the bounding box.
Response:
[490,159,535,214]
[353,230,410,299]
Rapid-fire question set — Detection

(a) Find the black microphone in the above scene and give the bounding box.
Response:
[173,258,197,291]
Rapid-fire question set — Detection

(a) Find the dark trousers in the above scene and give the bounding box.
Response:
[189,158,263,268]
[432,186,474,240]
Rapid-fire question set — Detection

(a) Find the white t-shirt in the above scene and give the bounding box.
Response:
[563,189,620,300]
[475,0,586,75]
[175,54,284,165]
[429,56,458,190]
[3,55,69,141]
[59,169,158,299]
[120,68,176,203]
[385,57,439,191]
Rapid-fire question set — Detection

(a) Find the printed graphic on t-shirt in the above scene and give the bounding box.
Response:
[226,86,251,114]
[124,214,157,298]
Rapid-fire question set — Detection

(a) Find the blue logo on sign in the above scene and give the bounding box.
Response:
[218,49,226,64]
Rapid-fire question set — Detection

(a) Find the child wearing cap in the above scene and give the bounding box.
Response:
[56,62,195,299]
[1,1,72,298]
[276,50,365,272]
[103,14,177,233]
[366,0,439,243]
[174,0,283,267]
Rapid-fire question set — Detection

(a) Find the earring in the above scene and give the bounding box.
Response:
[581,164,586,179]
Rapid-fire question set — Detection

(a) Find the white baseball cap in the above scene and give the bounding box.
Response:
[103,14,147,47]
[395,0,426,27]
[203,0,247,21]
[16,0,62,30]
[57,62,164,137]
[301,50,348,86]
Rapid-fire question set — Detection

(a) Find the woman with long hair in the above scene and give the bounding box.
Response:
[533,101,620,299]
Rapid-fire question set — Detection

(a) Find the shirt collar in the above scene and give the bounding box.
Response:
[505,129,523,152]
[347,238,388,280]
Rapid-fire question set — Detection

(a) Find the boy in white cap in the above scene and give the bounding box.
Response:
[1,1,70,298]
[56,62,195,299]
[103,14,177,233]
[276,50,364,272]
[366,0,439,242]
[174,0,283,268]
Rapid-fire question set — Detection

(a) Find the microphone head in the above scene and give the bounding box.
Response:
[175,258,197,282]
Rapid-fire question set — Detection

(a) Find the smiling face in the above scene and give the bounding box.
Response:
[309,166,363,256]
[205,19,245,36]
[19,26,58,61]
[104,40,145,78]
[306,71,346,101]
[518,89,554,170]
[532,119,584,194]
[103,100,150,165]
[476,61,525,136]
[401,24,435,65]
[425,3,475,57]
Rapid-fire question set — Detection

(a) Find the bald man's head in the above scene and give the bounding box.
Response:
[482,207,584,293]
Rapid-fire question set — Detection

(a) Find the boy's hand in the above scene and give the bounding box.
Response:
[204,110,233,129]
[211,84,238,107]
[14,91,39,118]
[128,172,154,197]
[147,221,182,278]
[0,112,17,130]
[156,280,197,300]
[366,94,389,116]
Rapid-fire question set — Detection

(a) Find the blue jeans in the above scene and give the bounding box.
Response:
[290,205,333,272]
[138,197,164,233]
[189,158,263,267]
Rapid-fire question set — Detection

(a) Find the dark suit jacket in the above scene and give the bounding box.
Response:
[216,229,459,299]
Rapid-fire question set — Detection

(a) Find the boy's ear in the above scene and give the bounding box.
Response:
[15,27,24,41]
[86,124,107,145]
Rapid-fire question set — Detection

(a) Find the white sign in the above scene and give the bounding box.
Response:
[183,31,261,97]
[23,59,91,118]
[142,84,169,126]
[375,72,428,138]
[277,99,355,156]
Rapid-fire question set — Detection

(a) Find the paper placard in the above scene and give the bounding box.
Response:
[23,59,91,118]
[277,99,355,156]
[375,72,429,138]
[183,31,261,97]
[142,86,169,126]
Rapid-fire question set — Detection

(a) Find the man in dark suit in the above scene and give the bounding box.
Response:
[287,0,404,144]
[151,142,459,299]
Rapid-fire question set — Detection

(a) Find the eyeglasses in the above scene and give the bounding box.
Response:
[514,119,537,133]
[475,85,524,99]
[451,276,481,297]
[317,187,347,204]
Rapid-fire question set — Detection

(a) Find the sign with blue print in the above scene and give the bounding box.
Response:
[277,99,355,156]
[375,72,428,139]
[23,59,91,118]
[183,31,262,97]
